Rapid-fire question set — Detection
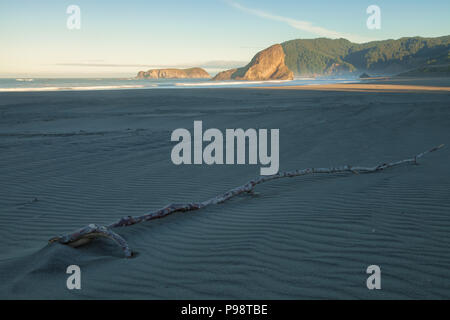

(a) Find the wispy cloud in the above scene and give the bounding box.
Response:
[226,1,372,43]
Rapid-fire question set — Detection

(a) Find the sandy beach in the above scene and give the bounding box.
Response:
[260,77,450,92]
[0,79,449,299]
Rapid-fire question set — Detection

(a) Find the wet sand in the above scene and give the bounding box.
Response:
[0,79,449,299]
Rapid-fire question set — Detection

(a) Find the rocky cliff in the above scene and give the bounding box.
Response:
[137,67,210,79]
[212,44,294,81]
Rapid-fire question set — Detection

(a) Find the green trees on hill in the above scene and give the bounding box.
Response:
[282,38,355,75]
[281,36,450,76]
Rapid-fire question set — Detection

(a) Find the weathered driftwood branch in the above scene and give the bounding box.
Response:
[49,145,444,258]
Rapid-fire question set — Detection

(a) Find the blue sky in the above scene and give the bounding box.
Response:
[0,0,449,77]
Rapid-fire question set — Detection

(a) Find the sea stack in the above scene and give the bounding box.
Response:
[137,67,211,79]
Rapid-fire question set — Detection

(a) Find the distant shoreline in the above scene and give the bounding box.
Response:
[255,77,450,93]
[256,83,450,93]
[0,78,358,93]
[1,77,449,93]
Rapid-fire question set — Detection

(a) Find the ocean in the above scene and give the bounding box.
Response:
[0,77,360,92]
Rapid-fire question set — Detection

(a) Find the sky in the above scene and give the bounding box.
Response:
[0,0,449,77]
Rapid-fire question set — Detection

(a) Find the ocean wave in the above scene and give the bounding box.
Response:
[15,78,34,82]
[0,85,147,92]
[175,80,291,87]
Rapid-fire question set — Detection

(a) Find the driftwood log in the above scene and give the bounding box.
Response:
[49,145,444,258]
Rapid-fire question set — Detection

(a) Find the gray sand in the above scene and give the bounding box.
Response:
[0,85,449,299]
